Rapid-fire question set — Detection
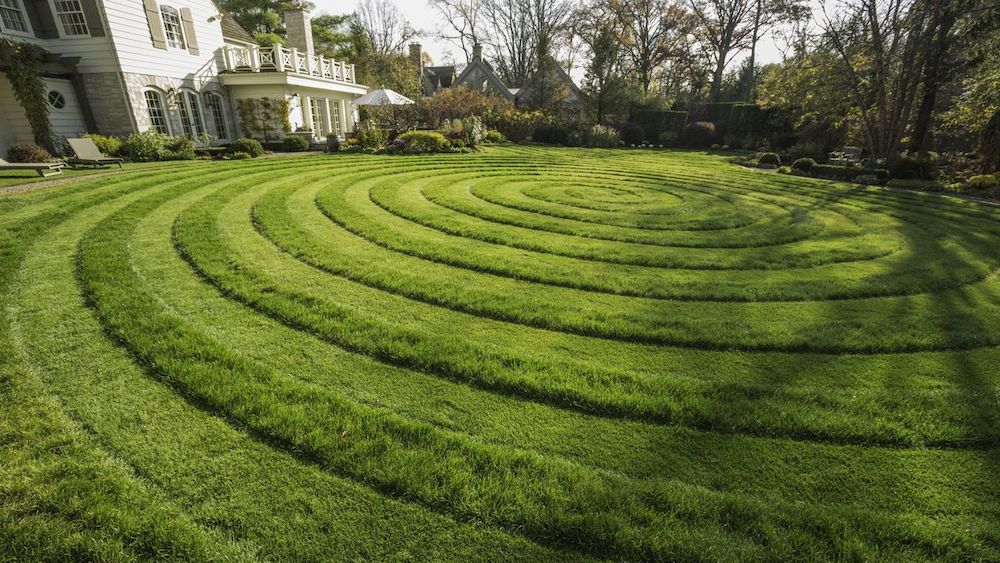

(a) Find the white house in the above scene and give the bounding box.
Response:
[0,0,367,155]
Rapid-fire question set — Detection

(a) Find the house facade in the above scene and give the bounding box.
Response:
[408,43,583,112]
[0,0,366,156]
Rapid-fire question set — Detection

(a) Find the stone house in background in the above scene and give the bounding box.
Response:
[408,42,581,111]
[0,0,367,156]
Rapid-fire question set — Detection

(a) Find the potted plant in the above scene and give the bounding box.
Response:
[327,133,341,153]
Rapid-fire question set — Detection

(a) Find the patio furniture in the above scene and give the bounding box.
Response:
[829,146,864,166]
[0,157,65,177]
[67,138,124,168]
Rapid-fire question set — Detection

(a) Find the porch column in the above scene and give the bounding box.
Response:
[323,98,334,135]
[338,99,349,134]
[302,95,314,134]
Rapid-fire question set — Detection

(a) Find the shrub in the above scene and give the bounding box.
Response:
[792,157,817,173]
[357,124,389,150]
[889,156,937,180]
[281,135,311,152]
[451,138,467,149]
[487,109,549,143]
[397,130,451,154]
[586,125,621,148]
[757,163,777,170]
[227,151,253,160]
[83,133,121,157]
[532,124,570,145]
[620,123,645,146]
[463,116,486,147]
[658,131,679,146]
[967,174,999,189]
[886,178,946,191]
[7,144,52,163]
[119,131,167,162]
[681,121,717,148]
[161,136,196,160]
[812,164,889,182]
[784,142,826,164]
[484,130,507,144]
[853,174,880,186]
[758,152,781,166]
[230,138,265,158]
[777,166,792,175]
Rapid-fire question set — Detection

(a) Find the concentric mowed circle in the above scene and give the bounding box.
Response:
[3,147,999,561]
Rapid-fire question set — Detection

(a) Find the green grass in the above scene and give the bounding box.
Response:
[1,147,998,561]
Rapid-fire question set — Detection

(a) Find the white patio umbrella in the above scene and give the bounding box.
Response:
[353,88,416,107]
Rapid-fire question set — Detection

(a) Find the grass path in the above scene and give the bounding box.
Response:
[2,148,998,561]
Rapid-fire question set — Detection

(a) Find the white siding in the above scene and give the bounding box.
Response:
[102,0,227,82]
[0,75,34,157]
[43,78,87,139]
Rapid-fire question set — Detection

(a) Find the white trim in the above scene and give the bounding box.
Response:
[158,4,186,50]
[47,0,90,38]
[142,88,172,135]
[0,0,34,37]
[177,88,206,137]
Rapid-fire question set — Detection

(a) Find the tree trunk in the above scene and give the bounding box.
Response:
[709,47,729,102]
[910,3,956,153]
[983,109,1000,174]
[743,0,761,101]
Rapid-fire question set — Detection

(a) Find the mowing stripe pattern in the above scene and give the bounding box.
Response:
[2,147,998,561]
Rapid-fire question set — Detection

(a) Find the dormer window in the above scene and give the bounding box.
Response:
[0,0,30,34]
[160,5,185,49]
[52,0,90,36]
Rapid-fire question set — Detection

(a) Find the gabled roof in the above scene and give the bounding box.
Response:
[520,57,585,101]
[220,13,255,45]
[454,57,514,101]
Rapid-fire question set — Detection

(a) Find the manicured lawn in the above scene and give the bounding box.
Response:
[1,146,997,561]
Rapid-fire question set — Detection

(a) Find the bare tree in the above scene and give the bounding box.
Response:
[820,0,932,161]
[604,0,693,93]
[429,0,486,62]
[482,0,537,86]
[357,0,420,55]
[689,0,757,101]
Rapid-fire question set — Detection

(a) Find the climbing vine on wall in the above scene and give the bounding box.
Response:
[1,39,53,151]
[237,98,292,143]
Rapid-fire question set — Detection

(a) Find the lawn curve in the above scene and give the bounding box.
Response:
[1,146,998,561]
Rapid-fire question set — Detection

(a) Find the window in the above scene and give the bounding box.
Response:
[203,93,228,140]
[144,90,169,134]
[0,0,29,34]
[47,91,67,109]
[52,0,89,36]
[311,101,323,135]
[159,5,184,49]
[178,91,204,137]
[330,103,341,136]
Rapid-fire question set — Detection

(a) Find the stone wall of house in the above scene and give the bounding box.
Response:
[81,73,136,135]
[120,73,234,138]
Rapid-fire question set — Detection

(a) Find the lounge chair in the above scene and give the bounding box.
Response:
[67,138,124,168]
[0,157,65,177]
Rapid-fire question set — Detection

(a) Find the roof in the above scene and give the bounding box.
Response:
[454,57,514,101]
[220,14,255,45]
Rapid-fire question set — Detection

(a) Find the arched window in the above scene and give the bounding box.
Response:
[143,89,170,134]
[159,5,185,49]
[177,90,205,137]
[203,92,228,141]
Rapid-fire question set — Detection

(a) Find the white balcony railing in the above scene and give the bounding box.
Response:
[223,45,357,84]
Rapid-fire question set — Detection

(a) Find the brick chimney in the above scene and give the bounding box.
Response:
[284,7,314,56]
[409,43,423,67]
[473,44,483,61]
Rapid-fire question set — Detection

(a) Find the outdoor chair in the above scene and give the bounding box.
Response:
[0,157,65,177]
[829,146,864,166]
[67,138,124,168]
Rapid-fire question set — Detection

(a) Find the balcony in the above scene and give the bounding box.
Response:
[223,45,357,84]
